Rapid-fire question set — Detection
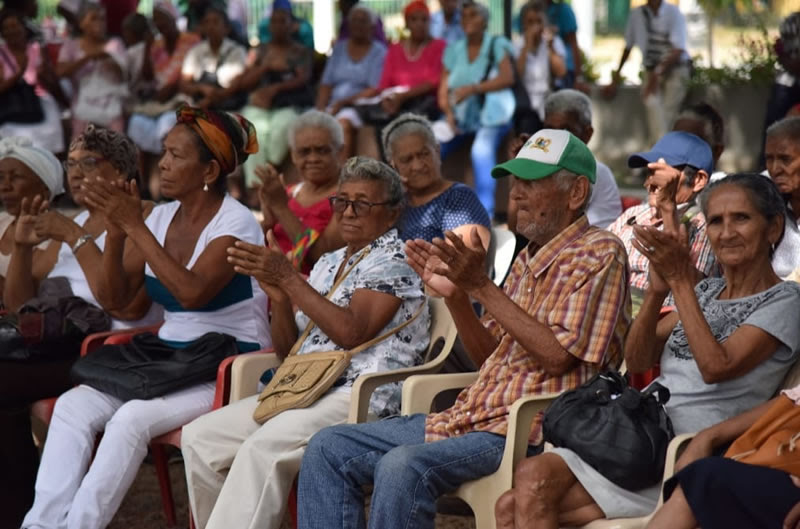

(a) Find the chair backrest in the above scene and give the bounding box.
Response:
[489,226,517,287]
[422,297,458,367]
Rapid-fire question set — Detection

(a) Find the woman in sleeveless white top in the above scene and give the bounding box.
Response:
[22,108,271,529]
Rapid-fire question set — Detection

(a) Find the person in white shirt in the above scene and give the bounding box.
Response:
[604,0,690,144]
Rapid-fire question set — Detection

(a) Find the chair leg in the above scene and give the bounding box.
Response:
[288,480,298,529]
[151,443,177,527]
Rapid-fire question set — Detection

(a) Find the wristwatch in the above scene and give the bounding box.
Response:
[72,233,93,254]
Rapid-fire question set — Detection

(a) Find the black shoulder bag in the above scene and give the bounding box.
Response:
[542,370,675,490]
[477,36,535,133]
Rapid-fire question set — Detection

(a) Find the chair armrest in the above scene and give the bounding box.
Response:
[661,433,695,483]
[503,394,559,477]
[348,361,451,423]
[400,372,479,415]
[229,351,281,403]
[80,323,163,356]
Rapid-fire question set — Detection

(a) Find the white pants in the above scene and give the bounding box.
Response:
[182,391,352,529]
[642,63,691,144]
[22,382,215,529]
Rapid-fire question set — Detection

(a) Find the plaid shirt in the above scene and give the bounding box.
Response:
[607,202,718,313]
[424,216,631,445]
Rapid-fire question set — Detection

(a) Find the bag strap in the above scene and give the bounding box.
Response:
[286,244,373,357]
[215,42,235,74]
[345,299,426,356]
[481,35,498,84]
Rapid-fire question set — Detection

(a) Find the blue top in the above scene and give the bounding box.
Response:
[444,33,514,131]
[430,10,465,44]
[399,183,491,242]
[320,40,387,103]
[547,1,577,72]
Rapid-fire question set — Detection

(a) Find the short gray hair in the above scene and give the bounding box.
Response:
[382,113,438,163]
[767,115,800,141]
[339,156,405,209]
[462,1,489,23]
[348,3,378,25]
[519,0,548,25]
[288,110,344,152]
[552,168,592,214]
[544,89,592,126]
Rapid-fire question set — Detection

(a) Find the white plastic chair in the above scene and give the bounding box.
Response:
[488,226,517,286]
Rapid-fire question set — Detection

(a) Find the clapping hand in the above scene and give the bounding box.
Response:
[227,230,294,302]
[14,195,48,246]
[632,223,692,292]
[255,163,288,210]
[645,158,681,230]
[406,239,458,298]
[83,177,143,235]
[407,228,489,296]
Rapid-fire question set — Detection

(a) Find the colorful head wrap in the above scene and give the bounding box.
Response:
[403,0,429,18]
[273,0,293,15]
[0,137,64,197]
[153,0,180,20]
[175,105,258,176]
[70,124,140,182]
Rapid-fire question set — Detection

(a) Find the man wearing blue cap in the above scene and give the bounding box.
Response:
[296,129,631,529]
[608,131,718,316]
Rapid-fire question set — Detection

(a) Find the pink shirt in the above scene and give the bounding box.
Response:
[376,39,447,93]
[0,42,45,96]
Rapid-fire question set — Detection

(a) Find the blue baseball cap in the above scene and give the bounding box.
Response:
[627,132,714,175]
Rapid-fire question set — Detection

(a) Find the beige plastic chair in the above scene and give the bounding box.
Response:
[228,297,458,416]
[400,372,560,529]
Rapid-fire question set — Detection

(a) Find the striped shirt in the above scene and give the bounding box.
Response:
[607,201,718,314]
[424,216,631,444]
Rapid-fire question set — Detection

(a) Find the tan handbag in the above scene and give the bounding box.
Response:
[252,247,424,424]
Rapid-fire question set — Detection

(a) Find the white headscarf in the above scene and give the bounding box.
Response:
[0,137,64,197]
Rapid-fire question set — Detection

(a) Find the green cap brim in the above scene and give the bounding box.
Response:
[491,158,561,180]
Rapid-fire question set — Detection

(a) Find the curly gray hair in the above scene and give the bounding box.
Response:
[339,156,405,210]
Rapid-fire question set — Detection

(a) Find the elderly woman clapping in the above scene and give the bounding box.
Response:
[495,172,800,529]
[181,156,430,529]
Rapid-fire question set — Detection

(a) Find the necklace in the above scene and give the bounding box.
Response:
[403,39,429,62]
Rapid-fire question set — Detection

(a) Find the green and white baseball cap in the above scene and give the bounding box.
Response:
[491,129,596,184]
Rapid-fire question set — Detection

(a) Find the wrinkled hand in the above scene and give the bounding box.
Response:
[452,84,476,104]
[645,158,682,228]
[255,163,288,211]
[14,195,48,246]
[34,209,80,244]
[82,177,144,234]
[428,228,489,294]
[784,476,800,529]
[405,238,458,298]
[674,433,714,473]
[632,224,692,291]
[227,230,296,288]
[508,133,531,160]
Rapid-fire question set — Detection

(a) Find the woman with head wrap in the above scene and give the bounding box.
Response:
[316,3,387,158]
[21,107,271,529]
[0,125,160,529]
[0,137,64,294]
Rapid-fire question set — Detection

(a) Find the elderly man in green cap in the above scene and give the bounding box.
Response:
[294,129,631,529]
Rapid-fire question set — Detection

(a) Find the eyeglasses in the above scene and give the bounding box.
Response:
[295,145,334,158]
[63,157,106,173]
[329,196,392,217]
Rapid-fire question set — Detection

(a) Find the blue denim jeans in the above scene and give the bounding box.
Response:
[440,123,512,219]
[296,414,508,529]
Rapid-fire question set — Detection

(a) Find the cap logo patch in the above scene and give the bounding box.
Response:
[529,137,551,153]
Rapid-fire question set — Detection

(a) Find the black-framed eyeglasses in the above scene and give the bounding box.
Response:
[329,196,391,217]
[63,157,106,173]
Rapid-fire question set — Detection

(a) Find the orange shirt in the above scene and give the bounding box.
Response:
[425,216,631,444]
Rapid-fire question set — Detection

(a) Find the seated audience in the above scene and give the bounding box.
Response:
[672,101,725,171]
[0,137,64,295]
[21,107,270,529]
[1,126,158,529]
[0,9,65,153]
[256,110,346,273]
[646,386,800,529]
[495,172,800,528]
[315,3,387,159]
[180,5,247,109]
[607,131,716,316]
[226,3,313,190]
[127,1,200,197]
[350,1,446,126]
[297,130,631,529]
[436,1,515,219]
[430,0,464,44]
[337,0,386,44]
[765,116,800,279]
[57,2,128,136]
[258,0,315,50]
[382,113,490,245]
[512,1,566,133]
[182,156,430,529]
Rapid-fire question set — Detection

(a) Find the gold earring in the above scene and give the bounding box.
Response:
[203,182,209,192]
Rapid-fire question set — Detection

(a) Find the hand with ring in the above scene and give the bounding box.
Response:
[632,224,694,293]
